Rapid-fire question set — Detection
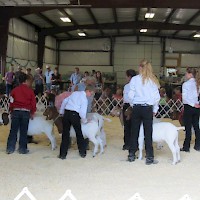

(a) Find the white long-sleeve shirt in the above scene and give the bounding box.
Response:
[123,83,132,104]
[128,74,160,113]
[59,91,88,123]
[182,78,199,107]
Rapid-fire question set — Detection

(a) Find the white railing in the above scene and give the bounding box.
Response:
[0,95,48,113]
[93,97,183,118]
[13,187,192,200]
[0,95,183,118]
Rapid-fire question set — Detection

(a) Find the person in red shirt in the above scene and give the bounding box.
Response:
[6,73,36,154]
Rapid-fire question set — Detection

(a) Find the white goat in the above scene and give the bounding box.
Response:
[70,120,103,157]
[43,107,110,156]
[0,112,56,150]
[87,112,111,148]
[138,122,184,165]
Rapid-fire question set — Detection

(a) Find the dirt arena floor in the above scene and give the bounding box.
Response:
[0,116,200,200]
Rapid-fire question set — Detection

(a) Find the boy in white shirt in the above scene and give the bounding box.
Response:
[58,84,95,159]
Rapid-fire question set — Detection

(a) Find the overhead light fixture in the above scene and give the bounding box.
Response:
[78,32,86,37]
[60,17,71,22]
[140,29,147,33]
[145,13,155,19]
[193,33,200,38]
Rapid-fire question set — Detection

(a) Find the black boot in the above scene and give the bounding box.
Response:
[145,157,158,165]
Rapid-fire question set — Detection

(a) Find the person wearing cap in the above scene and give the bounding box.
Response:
[34,67,44,96]
[44,65,53,92]
[13,66,23,88]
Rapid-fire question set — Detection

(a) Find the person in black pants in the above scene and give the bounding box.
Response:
[122,69,136,150]
[181,67,200,152]
[58,85,95,160]
[127,60,160,165]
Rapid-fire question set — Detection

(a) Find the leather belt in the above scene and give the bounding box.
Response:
[133,104,152,107]
[14,108,30,112]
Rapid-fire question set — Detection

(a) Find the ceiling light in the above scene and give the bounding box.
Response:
[78,32,86,37]
[60,17,71,22]
[145,13,155,19]
[140,29,147,33]
[193,34,200,38]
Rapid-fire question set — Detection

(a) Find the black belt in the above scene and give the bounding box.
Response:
[133,104,152,107]
[65,109,78,113]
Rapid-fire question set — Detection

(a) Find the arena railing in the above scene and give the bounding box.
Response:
[0,95,183,119]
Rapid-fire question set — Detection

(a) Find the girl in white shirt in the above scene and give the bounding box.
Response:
[128,60,160,165]
[181,67,200,152]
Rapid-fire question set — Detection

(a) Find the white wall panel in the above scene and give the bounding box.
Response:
[9,18,37,41]
[6,19,56,72]
[181,54,200,67]
[60,38,110,50]
[166,39,200,51]
[60,52,110,65]
[44,48,56,64]
[45,36,57,49]
[114,37,161,84]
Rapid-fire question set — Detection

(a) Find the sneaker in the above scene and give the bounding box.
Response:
[146,158,159,165]
[194,146,200,152]
[79,151,87,158]
[6,149,14,154]
[180,147,190,152]
[18,149,29,154]
[57,155,66,160]
[127,153,135,162]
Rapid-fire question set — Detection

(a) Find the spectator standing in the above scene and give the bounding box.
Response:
[6,73,36,154]
[181,67,200,152]
[26,68,34,87]
[94,71,104,100]
[128,60,160,165]
[70,67,82,86]
[34,68,44,96]
[5,66,14,96]
[44,65,54,92]
[13,66,23,88]
[51,67,62,94]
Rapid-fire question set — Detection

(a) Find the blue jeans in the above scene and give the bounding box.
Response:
[6,84,12,96]
[46,83,51,92]
[6,110,30,152]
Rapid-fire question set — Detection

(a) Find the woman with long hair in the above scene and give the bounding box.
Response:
[128,60,160,165]
[181,67,200,152]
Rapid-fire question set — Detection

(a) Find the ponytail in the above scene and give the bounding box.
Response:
[140,59,160,87]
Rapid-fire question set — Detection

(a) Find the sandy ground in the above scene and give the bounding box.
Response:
[0,117,200,200]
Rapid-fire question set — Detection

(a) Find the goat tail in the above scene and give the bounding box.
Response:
[176,126,185,131]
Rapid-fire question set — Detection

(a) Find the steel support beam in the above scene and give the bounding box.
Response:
[0,19,9,75]
[37,32,45,69]
[41,21,200,35]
